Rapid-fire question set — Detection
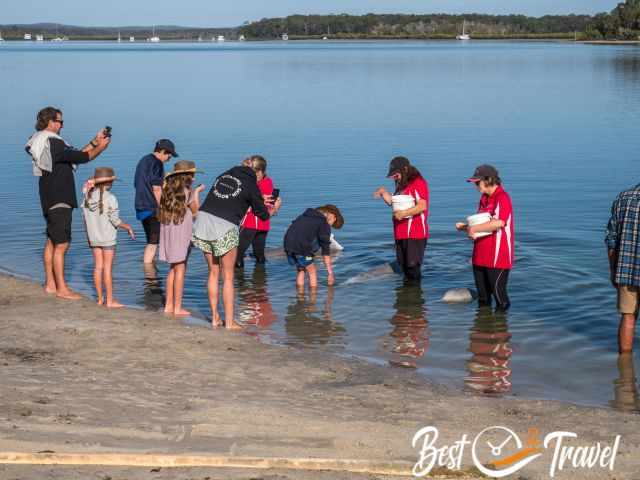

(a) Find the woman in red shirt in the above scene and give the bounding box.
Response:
[456,165,514,311]
[374,156,430,282]
[236,155,281,268]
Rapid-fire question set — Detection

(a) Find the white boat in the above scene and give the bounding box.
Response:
[36,34,44,42]
[456,20,471,40]
[217,35,225,42]
[117,30,121,43]
[198,35,203,42]
[0,31,4,42]
[24,33,32,41]
[52,37,65,42]
[281,33,289,41]
[239,34,245,41]
[149,26,160,43]
[129,36,135,42]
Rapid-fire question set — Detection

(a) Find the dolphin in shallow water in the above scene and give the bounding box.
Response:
[342,262,402,285]
[441,288,477,304]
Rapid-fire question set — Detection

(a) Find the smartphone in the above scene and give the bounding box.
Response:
[272,188,280,200]
[104,126,112,138]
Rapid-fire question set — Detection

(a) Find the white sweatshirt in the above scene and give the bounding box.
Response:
[81,189,122,247]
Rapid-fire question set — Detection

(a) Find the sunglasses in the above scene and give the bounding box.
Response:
[54,119,64,126]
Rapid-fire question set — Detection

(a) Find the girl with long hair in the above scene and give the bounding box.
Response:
[82,167,135,307]
[374,156,430,282]
[158,161,204,316]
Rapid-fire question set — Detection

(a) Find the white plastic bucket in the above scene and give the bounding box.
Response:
[467,212,492,239]
[391,195,415,212]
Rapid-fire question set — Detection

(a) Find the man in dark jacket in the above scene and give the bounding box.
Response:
[284,205,344,289]
[26,106,110,299]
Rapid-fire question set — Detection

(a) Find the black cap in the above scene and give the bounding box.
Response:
[467,164,499,183]
[155,139,178,157]
[387,156,410,177]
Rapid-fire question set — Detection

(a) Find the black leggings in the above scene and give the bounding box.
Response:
[395,239,427,282]
[237,229,268,266]
[473,266,510,310]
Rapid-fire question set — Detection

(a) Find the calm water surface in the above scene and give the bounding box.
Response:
[1,40,640,412]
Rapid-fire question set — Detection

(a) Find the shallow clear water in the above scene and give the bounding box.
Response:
[1,40,640,412]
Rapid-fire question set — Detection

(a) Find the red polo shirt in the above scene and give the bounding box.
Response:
[472,185,515,270]
[241,177,274,232]
[393,175,429,240]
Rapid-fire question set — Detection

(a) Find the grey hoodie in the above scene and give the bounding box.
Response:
[81,189,122,247]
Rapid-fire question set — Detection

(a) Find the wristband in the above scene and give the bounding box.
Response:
[90,140,98,148]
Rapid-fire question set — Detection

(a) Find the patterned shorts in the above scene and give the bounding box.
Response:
[192,227,239,257]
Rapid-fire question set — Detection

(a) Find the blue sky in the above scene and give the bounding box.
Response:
[2,0,619,27]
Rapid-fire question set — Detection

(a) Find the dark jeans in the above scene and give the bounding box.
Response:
[473,266,511,310]
[236,229,268,267]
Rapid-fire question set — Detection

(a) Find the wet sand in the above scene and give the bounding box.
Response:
[0,274,639,479]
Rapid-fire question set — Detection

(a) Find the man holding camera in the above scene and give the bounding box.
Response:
[134,139,178,264]
[26,106,111,299]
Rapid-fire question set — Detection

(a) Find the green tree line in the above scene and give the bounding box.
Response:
[587,0,640,39]
[239,13,594,39]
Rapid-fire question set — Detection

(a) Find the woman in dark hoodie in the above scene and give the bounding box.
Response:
[193,164,270,329]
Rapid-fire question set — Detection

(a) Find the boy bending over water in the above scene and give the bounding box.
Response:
[284,205,344,289]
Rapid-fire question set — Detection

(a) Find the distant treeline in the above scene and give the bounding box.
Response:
[0,23,237,41]
[586,0,640,39]
[239,13,594,39]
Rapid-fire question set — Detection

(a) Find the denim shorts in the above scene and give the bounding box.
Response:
[286,252,314,271]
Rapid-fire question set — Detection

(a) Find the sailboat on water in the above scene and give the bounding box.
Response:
[117,30,122,43]
[456,20,471,40]
[149,26,160,43]
[0,31,4,42]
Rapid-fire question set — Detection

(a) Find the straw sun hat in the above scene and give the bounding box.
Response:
[165,160,203,178]
[90,167,118,184]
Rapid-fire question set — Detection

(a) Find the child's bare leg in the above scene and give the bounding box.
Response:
[172,262,190,316]
[221,248,241,330]
[165,266,175,313]
[307,263,318,288]
[43,239,57,294]
[91,247,104,304]
[205,252,222,327]
[103,249,123,308]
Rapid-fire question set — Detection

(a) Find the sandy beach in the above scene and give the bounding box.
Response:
[0,273,639,479]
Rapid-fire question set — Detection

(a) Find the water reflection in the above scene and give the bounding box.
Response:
[610,353,640,414]
[465,308,513,395]
[142,263,164,311]
[284,287,346,347]
[385,284,429,368]
[237,266,278,329]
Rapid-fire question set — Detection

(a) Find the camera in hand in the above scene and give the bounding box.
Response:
[272,188,280,200]
[104,126,112,138]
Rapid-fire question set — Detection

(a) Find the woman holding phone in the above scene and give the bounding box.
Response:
[236,155,282,268]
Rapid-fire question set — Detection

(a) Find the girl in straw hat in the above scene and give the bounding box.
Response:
[158,160,205,316]
[81,167,135,307]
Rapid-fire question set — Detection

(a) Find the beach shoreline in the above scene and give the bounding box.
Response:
[1,272,640,479]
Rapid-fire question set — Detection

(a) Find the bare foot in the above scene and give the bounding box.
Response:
[212,313,223,328]
[56,289,82,300]
[97,297,104,306]
[44,285,57,295]
[225,321,243,331]
[164,306,174,314]
[106,300,124,308]
[173,308,191,317]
